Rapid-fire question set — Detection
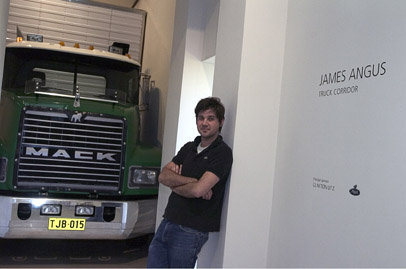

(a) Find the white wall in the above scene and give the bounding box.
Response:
[269,0,406,267]
[202,0,219,61]
[215,0,287,267]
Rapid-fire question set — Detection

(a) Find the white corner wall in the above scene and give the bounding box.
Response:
[197,0,246,266]
[215,0,287,267]
[201,0,219,61]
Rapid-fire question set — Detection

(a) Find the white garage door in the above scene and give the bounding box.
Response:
[7,0,146,63]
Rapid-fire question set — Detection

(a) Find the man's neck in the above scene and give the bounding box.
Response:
[200,134,219,148]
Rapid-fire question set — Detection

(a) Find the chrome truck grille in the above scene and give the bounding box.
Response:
[14,107,126,193]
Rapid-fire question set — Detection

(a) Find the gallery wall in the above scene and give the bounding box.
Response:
[269,0,406,267]
[216,0,287,267]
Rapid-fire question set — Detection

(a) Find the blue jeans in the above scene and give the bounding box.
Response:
[147,219,209,268]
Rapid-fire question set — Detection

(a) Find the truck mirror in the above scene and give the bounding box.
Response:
[24,80,39,94]
[106,88,126,104]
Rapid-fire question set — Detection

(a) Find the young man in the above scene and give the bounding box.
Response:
[147,97,233,268]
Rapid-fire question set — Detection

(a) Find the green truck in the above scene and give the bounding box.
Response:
[0,39,161,239]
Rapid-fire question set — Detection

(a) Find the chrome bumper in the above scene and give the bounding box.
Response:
[0,196,157,239]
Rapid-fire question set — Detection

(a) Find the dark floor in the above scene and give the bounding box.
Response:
[0,235,151,268]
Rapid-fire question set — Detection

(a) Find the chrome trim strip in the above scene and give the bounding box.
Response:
[21,143,122,152]
[34,91,119,104]
[17,175,118,184]
[20,163,121,171]
[24,117,124,129]
[22,136,123,147]
[19,169,119,178]
[22,130,122,141]
[25,110,68,118]
[15,181,118,189]
[83,116,125,123]
[20,156,121,166]
[23,124,123,136]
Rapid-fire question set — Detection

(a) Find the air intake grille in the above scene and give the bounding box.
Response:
[14,107,126,193]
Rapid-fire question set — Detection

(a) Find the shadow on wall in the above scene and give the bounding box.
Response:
[140,86,160,147]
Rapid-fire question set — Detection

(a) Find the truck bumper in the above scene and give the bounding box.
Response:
[0,196,157,239]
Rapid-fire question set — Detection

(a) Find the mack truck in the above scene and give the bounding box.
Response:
[0,38,162,240]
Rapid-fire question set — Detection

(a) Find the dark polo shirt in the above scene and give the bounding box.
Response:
[163,135,233,232]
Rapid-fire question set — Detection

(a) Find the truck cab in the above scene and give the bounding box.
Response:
[0,40,161,239]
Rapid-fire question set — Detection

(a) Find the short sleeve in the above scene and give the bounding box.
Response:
[206,145,233,180]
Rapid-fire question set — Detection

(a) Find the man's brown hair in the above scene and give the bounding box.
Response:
[195,97,225,131]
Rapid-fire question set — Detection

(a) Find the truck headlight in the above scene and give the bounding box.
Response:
[40,204,61,215]
[0,157,7,182]
[75,205,95,216]
[128,166,159,188]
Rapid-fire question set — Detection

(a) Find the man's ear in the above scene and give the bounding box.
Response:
[220,119,224,127]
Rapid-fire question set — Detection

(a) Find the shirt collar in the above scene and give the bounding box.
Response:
[193,135,223,149]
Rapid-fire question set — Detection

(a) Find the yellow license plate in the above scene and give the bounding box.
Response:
[48,218,86,231]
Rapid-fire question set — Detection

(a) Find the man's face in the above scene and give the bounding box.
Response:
[196,109,223,141]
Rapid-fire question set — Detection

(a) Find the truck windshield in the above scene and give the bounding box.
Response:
[2,47,140,105]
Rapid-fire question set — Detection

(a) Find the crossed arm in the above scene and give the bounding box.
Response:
[158,161,219,200]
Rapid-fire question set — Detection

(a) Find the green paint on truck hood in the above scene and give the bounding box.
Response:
[0,90,161,197]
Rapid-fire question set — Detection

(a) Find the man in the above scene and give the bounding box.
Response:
[147,97,233,268]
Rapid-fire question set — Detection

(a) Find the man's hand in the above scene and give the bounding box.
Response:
[158,162,196,188]
[201,190,213,200]
[169,163,182,175]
